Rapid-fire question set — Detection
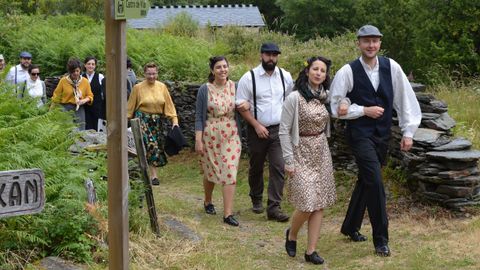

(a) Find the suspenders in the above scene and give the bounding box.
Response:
[250,68,286,120]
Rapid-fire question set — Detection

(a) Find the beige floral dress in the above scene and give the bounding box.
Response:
[200,80,241,185]
[286,95,336,212]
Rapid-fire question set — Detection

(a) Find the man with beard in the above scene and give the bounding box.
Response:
[6,51,33,91]
[236,42,294,222]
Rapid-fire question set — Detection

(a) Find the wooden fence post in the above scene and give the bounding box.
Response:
[130,118,160,235]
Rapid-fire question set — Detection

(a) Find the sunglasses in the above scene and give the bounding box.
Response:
[31,73,40,76]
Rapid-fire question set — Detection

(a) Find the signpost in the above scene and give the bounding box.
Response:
[0,169,45,218]
[114,0,150,20]
[105,0,149,269]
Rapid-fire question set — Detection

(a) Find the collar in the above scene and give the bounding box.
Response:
[359,56,379,71]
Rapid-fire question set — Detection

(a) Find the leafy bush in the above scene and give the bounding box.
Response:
[0,83,108,265]
[162,11,200,38]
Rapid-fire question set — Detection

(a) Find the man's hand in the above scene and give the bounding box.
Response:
[254,123,269,139]
[400,136,413,152]
[236,101,250,112]
[364,106,384,119]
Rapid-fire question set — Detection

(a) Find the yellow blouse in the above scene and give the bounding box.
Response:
[51,76,93,105]
[127,80,178,125]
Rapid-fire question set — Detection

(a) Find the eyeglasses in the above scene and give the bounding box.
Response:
[31,73,40,76]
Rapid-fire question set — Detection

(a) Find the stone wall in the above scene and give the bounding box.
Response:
[45,78,480,210]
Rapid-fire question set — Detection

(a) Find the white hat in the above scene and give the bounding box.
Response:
[0,54,4,60]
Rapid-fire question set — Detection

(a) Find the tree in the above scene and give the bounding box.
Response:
[275,0,356,40]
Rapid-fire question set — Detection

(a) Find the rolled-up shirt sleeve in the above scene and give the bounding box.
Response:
[391,60,422,138]
[235,72,252,105]
[330,65,365,119]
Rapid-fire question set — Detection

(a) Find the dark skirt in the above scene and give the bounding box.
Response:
[135,110,167,167]
[61,103,86,131]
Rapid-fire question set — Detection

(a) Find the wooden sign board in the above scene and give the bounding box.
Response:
[115,0,150,20]
[0,169,45,218]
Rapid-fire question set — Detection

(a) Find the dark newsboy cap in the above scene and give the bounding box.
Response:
[260,42,281,54]
[19,51,32,58]
[356,25,383,38]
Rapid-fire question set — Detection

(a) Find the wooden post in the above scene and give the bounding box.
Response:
[105,1,129,269]
[130,118,161,235]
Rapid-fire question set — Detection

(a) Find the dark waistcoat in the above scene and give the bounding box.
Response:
[346,56,393,139]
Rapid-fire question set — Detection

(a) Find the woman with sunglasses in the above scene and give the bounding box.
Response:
[19,64,46,107]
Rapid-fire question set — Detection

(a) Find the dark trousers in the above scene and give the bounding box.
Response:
[341,135,389,247]
[247,124,285,214]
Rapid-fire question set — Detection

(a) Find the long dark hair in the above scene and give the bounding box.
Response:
[208,56,228,83]
[294,56,332,103]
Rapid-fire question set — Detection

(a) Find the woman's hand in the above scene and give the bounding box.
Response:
[195,140,205,155]
[77,97,90,106]
[338,99,350,116]
[236,101,250,112]
[285,164,295,177]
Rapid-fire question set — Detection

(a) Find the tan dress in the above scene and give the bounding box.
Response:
[286,95,336,212]
[200,81,241,185]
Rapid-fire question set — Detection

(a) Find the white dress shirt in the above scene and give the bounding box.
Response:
[6,64,29,85]
[330,56,421,138]
[236,64,294,127]
[85,72,104,85]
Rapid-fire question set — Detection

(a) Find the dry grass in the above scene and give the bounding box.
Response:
[105,151,480,270]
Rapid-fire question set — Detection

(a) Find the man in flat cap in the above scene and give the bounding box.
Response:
[6,51,33,90]
[330,25,421,256]
[236,42,294,222]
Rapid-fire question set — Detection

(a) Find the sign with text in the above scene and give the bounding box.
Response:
[0,169,45,218]
[115,0,150,20]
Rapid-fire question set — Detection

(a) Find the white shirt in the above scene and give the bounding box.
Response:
[6,64,29,85]
[25,78,45,107]
[85,72,104,85]
[330,56,421,138]
[236,64,294,127]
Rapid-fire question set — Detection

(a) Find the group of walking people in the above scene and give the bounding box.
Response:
[192,24,421,265]
[5,24,422,265]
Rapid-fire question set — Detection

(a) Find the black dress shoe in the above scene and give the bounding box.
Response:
[223,215,239,226]
[342,231,367,242]
[304,251,324,265]
[151,178,160,185]
[285,228,296,257]
[204,203,216,215]
[267,210,289,222]
[252,201,264,214]
[375,245,391,257]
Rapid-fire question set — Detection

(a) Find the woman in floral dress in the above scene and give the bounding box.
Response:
[195,56,241,227]
[279,56,348,265]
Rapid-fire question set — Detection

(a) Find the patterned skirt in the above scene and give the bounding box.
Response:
[135,110,167,167]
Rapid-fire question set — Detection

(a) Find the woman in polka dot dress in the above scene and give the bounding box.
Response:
[195,56,242,227]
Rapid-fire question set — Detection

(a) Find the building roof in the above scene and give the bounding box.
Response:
[128,4,265,29]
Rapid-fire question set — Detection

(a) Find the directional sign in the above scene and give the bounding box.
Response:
[115,0,150,20]
[0,169,45,218]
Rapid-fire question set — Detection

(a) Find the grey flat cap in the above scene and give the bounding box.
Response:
[356,25,383,37]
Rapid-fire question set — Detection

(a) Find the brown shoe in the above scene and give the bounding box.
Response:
[267,210,289,222]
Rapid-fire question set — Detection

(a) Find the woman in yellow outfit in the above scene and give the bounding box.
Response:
[127,62,179,185]
[51,58,93,130]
